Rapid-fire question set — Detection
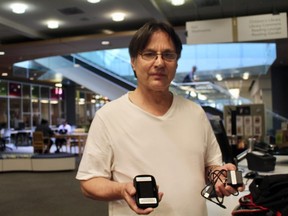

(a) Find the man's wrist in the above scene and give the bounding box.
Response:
[206,165,221,180]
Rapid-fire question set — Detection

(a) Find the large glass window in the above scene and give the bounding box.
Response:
[32,86,39,98]
[41,86,49,99]
[76,91,86,126]
[41,101,49,123]
[51,101,61,126]
[23,84,30,98]
[3,81,64,130]
[0,98,7,127]
[40,86,50,124]
[31,85,40,126]
[10,98,22,129]
[23,99,31,113]
[0,81,8,96]
[9,83,21,97]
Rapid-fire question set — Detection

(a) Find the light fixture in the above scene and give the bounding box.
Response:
[78,98,85,105]
[171,0,185,6]
[198,94,207,101]
[50,100,59,104]
[242,72,250,80]
[111,12,125,22]
[0,51,5,55]
[1,72,8,77]
[41,99,49,104]
[102,29,114,34]
[189,90,197,98]
[229,88,240,99]
[215,74,223,81]
[101,41,110,46]
[55,73,63,81]
[10,3,28,14]
[55,83,63,96]
[87,0,101,3]
[55,83,62,88]
[47,20,59,29]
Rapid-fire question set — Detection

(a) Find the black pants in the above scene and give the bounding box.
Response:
[55,138,66,151]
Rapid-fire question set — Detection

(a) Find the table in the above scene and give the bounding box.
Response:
[10,129,32,146]
[207,154,288,215]
[54,133,88,155]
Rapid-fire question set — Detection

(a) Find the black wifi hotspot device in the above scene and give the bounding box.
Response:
[133,175,159,209]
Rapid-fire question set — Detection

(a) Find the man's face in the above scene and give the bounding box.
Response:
[131,30,178,92]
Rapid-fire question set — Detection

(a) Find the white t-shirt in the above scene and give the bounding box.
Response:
[58,123,72,134]
[76,93,222,216]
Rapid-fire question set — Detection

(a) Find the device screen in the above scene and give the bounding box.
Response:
[138,181,154,197]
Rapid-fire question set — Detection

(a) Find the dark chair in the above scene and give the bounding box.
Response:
[32,131,48,153]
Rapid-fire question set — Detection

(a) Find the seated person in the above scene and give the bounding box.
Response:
[55,120,71,153]
[35,119,54,153]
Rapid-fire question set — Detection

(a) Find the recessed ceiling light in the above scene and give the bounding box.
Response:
[47,20,59,29]
[10,3,28,14]
[87,0,101,3]
[111,12,126,22]
[0,51,5,55]
[171,0,185,6]
[102,29,114,34]
[101,41,110,46]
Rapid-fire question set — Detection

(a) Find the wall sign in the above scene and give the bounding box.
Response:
[186,18,234,44]
[237,13,287,42]
[186,13,287,44]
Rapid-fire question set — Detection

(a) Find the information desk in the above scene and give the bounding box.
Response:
[54,133,88,155]
[207,155,288,215]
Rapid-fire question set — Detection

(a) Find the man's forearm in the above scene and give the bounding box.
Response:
[80,177,126,201]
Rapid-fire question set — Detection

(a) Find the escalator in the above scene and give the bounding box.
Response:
[33,52,227,118]
[33,55,134,100]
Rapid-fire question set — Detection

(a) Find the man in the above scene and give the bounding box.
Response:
[35,119,54,153]
[76,20,244,216]
[183,65,197,83]
[55,119,71,153]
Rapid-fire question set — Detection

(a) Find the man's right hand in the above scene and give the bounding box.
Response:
[122,182,163,215]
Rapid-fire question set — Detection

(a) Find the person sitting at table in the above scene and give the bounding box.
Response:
[35,119,54,153]
[55,119,71,153]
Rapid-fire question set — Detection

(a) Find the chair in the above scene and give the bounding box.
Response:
[69,128,86,154]
[15,131,31,147]
[32,131,48,153]
[0,128,13,151]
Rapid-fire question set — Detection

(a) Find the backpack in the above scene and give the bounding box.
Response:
[232,174,288,216]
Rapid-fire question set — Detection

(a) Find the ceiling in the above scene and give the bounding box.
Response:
[0,0,288,90]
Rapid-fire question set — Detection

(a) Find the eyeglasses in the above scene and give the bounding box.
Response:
[139,51,178,61]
